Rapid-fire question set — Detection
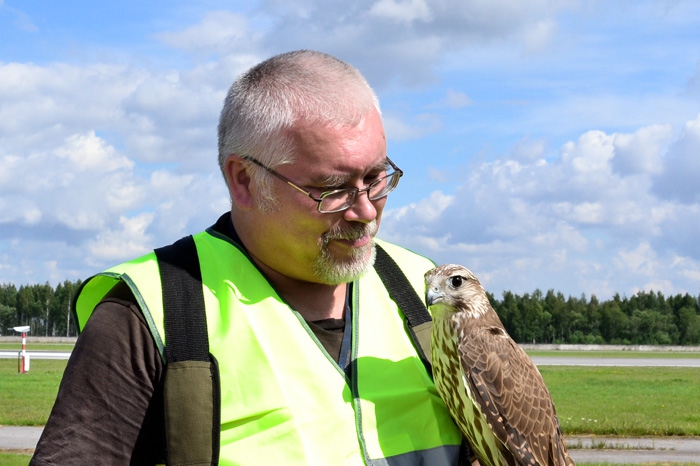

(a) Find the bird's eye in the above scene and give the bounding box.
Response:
[449,276,463,288]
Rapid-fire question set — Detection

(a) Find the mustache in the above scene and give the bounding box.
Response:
[322,221,378,243]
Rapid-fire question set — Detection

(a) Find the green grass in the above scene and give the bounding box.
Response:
[2,355,700,436]
[527,350,700,359]
[542,366,700,436]
[0,452,33,466]
[0,456,694,466]
[578,464,698,466]
[0,359,66,426]
[1,357,700,465]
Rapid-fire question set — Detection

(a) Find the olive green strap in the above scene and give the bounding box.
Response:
[155,236,220,466]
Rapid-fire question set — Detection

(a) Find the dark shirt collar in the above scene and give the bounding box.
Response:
[211,212,245,250]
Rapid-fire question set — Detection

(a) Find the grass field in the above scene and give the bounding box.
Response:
[0,452,33,466]
[1,354,700,435]
[1,352,700,465]
[544,366,700,436]
[0,451,694,466]
[0,359,65,425]
[527,350,700,359]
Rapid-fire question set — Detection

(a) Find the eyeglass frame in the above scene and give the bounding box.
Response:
[240,155,403,213]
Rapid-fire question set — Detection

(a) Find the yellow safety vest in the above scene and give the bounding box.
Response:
[75,229,462,465]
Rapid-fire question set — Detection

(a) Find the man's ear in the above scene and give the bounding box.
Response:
[224,155,253,210]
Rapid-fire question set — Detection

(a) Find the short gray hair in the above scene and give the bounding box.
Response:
[218,50,380,203]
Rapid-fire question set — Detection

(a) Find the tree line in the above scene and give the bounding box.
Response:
[1,281,82,337]
[488,289,700,345]
[2,280,699,345]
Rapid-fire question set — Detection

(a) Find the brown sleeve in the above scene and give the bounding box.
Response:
[30,289,165,465]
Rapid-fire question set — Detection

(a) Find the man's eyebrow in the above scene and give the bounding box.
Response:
[376,159,392,171]
[310,173,351,187]
[310,159,390,187]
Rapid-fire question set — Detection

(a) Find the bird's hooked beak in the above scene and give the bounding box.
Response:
[426,287,443,306]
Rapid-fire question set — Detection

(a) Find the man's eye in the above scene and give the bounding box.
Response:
[320,185,345,193]
[364,173,383,184]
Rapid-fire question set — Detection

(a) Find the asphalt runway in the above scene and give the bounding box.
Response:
[2,426,699,463]
[0,350,71,360]
[4,351,700,367]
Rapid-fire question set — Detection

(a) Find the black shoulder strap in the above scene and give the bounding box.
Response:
[374,246,475,465]
[156,236,209,363]
[155,236,220,466]
[373,245,433,373]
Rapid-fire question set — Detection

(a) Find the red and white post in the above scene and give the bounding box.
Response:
[13,326,31,373]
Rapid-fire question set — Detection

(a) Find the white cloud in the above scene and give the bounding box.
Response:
[612,123,672,176]
[383,116,700,298]
[369,0,432,24]
[613,242,658,277]
[382,112,443,141]
[522,19,557,54]
[388,190,455,224]
[2,0,699,303]
[436,89,472,109]
[652,113,700,203]
[86,214,155,262]
[156,11,255,56]
[246,0,575,87]
[0,54,247,286]
[55,132,134,172]
[685,59,700,95]
[0,132,142,232]
[509,137,547,162]
[1,3,38,33]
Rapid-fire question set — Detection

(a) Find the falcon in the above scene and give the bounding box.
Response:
[425,264,575,466]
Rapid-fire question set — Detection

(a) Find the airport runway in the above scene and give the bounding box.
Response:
[5,351,700,367]
[0,350,71,360]
[2,426,699,463]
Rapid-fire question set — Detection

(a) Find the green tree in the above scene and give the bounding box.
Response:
[544,290,568,343]
[0,283,19,334]
[52,280,81,336]
[15,285,35,329]
[677,306,700,345]
[34,282,54,337]
[600,302,629,343]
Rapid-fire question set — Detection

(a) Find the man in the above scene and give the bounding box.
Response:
[31,50,464,465]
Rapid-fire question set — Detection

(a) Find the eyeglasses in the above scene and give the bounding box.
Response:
[241,156,403,213]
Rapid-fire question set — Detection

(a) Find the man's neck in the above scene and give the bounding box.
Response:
[224,212,349,321]
[253,257,348,321]
[228,213,352,321]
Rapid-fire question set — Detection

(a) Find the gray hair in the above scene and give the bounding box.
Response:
[218,50,380,205]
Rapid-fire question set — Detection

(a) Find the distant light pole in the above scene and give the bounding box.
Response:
[11,326,31,373]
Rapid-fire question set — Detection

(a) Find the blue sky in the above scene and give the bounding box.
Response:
[1,0,699,299]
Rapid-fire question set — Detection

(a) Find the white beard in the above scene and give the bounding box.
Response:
[313,221,378,284]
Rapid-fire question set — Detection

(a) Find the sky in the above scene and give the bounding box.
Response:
[1,0,699,300]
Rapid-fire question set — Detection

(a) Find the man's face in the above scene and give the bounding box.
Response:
[247,108,389,285]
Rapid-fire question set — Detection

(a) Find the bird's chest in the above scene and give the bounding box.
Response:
[432,319,508,465]
[431,319,478,426]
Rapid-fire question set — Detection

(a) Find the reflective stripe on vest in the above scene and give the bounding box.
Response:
[74,230,463,465]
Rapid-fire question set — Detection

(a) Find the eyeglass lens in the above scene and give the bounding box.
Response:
[318,171,400,212]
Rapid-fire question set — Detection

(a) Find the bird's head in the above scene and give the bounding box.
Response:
[424,264,490,318]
